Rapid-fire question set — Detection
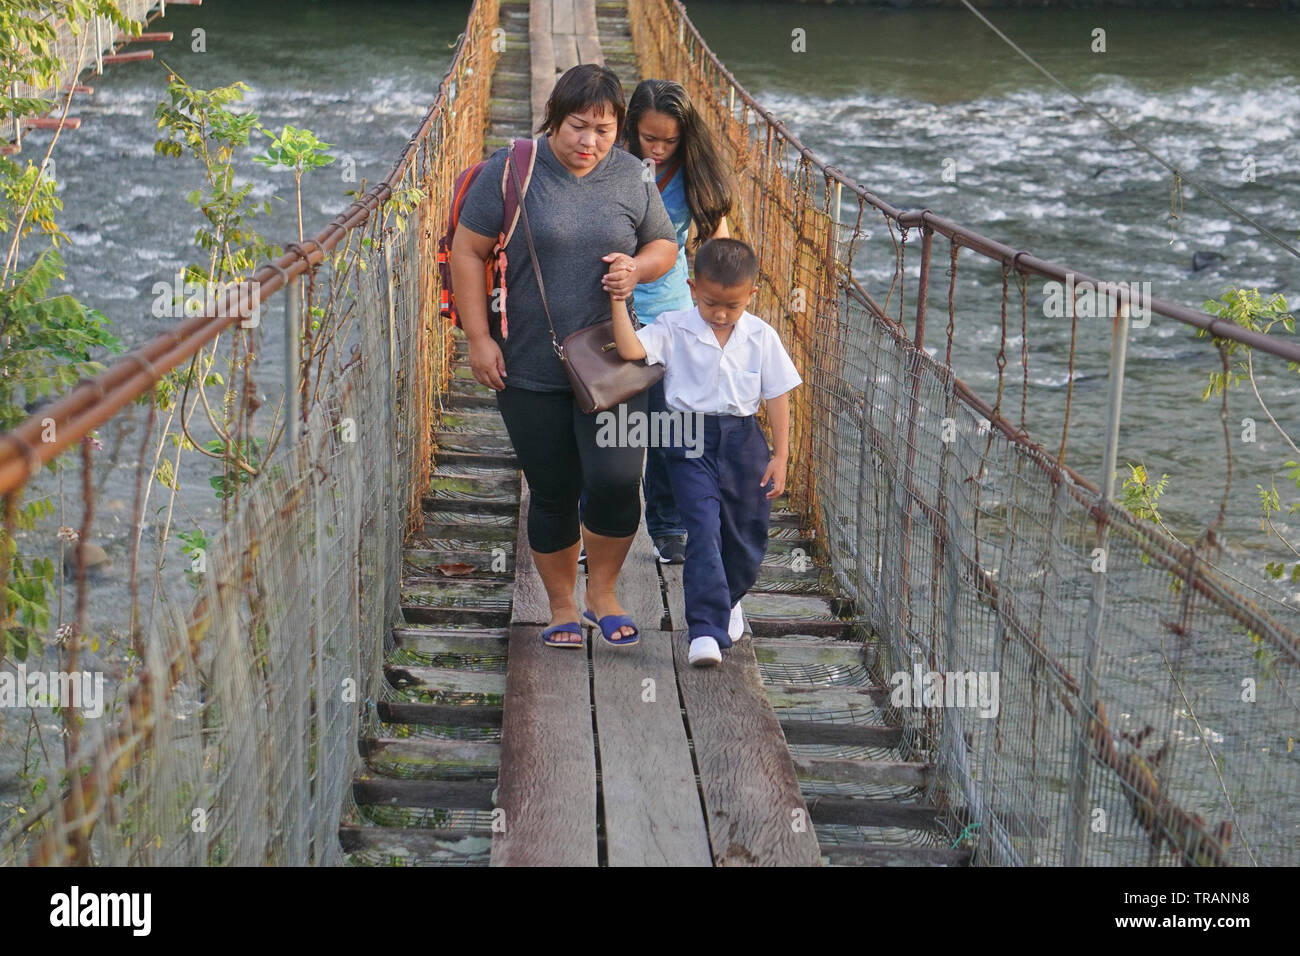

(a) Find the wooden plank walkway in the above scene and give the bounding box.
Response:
[338,0,967,868]
[529,0,604,131]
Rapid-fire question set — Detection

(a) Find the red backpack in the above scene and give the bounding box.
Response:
[436,138,537,340]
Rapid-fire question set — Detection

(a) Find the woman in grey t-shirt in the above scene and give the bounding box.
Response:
[451,64,678,649]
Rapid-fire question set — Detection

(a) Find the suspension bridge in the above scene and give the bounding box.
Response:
[1,0,1297,867]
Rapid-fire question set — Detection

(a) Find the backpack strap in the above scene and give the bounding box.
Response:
[500,137,537,247]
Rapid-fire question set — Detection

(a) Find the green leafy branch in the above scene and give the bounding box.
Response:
[1197,288,1299,585]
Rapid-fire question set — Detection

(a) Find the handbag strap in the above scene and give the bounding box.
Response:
[509,149,565,359]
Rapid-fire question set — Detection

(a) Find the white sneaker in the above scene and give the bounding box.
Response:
[688,635,722,667]
[728,602,746,642]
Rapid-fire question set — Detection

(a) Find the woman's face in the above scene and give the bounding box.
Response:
[550,104,619,176]
[635,109,682,167]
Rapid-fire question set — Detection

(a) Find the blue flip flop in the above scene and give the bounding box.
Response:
[541,621,583,648]
[583,608,640,646]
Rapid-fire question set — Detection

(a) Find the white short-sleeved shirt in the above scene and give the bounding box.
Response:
[635,307,802,416]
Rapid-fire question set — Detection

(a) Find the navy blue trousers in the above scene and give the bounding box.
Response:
[662,414,772,648]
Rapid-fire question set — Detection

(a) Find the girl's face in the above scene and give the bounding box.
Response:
[635,108,682,167]
[551,105,619,176]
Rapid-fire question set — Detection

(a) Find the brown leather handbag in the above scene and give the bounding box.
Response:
[511,157,664,415]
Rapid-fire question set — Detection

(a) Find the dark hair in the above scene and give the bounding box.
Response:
[624,79,733,251]
[693,238,758,288]
[537,64,625,138]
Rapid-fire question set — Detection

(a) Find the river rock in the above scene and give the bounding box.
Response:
[62,542,111,580]
[1192,250,1224,272]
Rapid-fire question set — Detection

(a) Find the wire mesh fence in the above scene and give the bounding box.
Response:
[630,0,1299,866]
[0,0,499,865]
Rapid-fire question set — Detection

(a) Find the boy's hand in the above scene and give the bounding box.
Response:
[761,455,788,500]
[601,252,637,300]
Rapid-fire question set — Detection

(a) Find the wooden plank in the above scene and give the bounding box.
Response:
[552,0,576,33]
[492,624,598,866]
[766,683,890,711]
[421,495,517,514]
[383,664,506,698]
[791,757,932,788]
[664,566,821,866]
[418,521,515,543]
[437,434,515,456]
[748,618,854,639]
[591,515,710,866]
[574,0,598,35]
[554,33,580,72]
[752,636,865,670]
[510,478,552,624]
[401,562,513,584]
[442,393,501,411]
[594,631,711,866]
[805,797,940,830]
[392,627,509,658]
[338,825,492,860]
[401,605,510,627]
[576,34,603,66]
[529,0,556,133]
[824,845,971,867]
[377,701,502,728]
[360,737,501,772]
[402,583,512,613]
[779,721,902,748]
[352,778,495,810]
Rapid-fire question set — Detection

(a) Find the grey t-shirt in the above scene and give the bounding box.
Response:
[458,135,677,391]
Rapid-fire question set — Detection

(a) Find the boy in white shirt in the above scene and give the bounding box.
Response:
[610,238,802,666]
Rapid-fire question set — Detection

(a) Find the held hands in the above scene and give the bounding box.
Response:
[761,454,788,500]
[601,253,637,300]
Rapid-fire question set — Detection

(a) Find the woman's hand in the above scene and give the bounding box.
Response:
[468,335,507,391]
[600,252,637,300]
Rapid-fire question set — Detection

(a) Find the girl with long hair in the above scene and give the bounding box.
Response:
[622,78,735,565]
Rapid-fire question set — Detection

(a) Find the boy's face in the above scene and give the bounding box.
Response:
[689,276,758,331]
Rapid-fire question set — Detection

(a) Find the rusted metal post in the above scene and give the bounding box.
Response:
[896,224,934,638]
[1066,295,1130,866]
[285,275,300,436]
[383,242,397,421]
[914,225,933,347]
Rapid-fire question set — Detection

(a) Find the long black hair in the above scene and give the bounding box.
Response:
[624,79,732,250]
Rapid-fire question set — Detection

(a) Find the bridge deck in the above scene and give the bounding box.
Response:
[339,0,966,867]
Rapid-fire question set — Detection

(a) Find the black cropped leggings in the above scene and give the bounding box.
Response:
[494,385,648,553]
